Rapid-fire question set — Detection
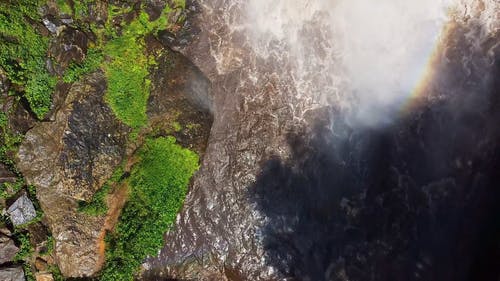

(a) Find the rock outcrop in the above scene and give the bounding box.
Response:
[17,71,130,277]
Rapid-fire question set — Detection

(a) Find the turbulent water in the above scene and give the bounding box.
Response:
[144,0,499,280]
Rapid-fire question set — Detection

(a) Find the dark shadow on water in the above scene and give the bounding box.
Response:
[249,56,500,280]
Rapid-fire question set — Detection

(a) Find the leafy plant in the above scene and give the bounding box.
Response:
[14,232,33,261]
[101,8,170,128]
[78,166,124,215]
[100,136,198,281]
[0,0,56,119]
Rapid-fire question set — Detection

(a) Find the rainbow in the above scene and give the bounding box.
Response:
[400,4,459,115]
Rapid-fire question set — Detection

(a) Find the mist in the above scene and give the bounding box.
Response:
[245,0,459,126]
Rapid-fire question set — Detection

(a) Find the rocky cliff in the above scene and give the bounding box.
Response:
[142,0,500,280]
[1,0,499,280]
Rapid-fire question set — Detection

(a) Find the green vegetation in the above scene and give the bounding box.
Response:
[78,166,123,215]
[41,235,55,256]
[23,264,36,281]
[102,8,170,128]
[56,0,71,15]
[0,111,22,175]
[0,0,56,119]
[62,48,104,83]
[78,184,110,215]
[14,232,33,261]
[100,137,198,281]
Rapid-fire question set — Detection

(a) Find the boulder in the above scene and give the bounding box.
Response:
[0,266,25,281]
[6,193,36,226]
[17,71,130,277]
[0,233,19,264]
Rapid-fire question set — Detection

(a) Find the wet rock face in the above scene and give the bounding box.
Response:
[17,71,129,277]
[146,43,213,154]
[142,0,500,280]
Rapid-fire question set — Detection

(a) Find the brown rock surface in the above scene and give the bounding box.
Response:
[0,266,24,281]
[17,71,130,277]
[35,272,54,281]
[0,232,18,264]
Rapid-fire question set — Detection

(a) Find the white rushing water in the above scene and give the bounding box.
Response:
[242,0,498,126]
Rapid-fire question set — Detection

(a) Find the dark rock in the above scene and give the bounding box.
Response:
[27,222,48,251]
[146,45,212,155]
[17,71,130,277]
[0,232,19,264]
[1,96,37,135]
[144,0,166,21]
[0,67,10,95]
[157,1,200,50]
[0,164,16,184]
[0,266,25,281]
[48,27,88,75]
[6,193,36,226]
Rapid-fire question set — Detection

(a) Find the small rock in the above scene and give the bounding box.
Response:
[35,257,48,271]
[0,266,25,281]
[0,227,11,236]
[0,233,19,264]
[35,272,54,281]
[7,193,37,226]
[42,18,59,34]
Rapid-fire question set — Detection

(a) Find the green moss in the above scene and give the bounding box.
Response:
[23,264,35,281]
[100,136,198,281]
[0,111,23,170]
[72,0,91,19]
[78,183,110,215]
[48,265,64,281]
[78,166,124,216]
[56,0,72,15]
[0,179,25,199]
[14,232,33,261]
[101,8,170,128]
[0,0,56,119]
